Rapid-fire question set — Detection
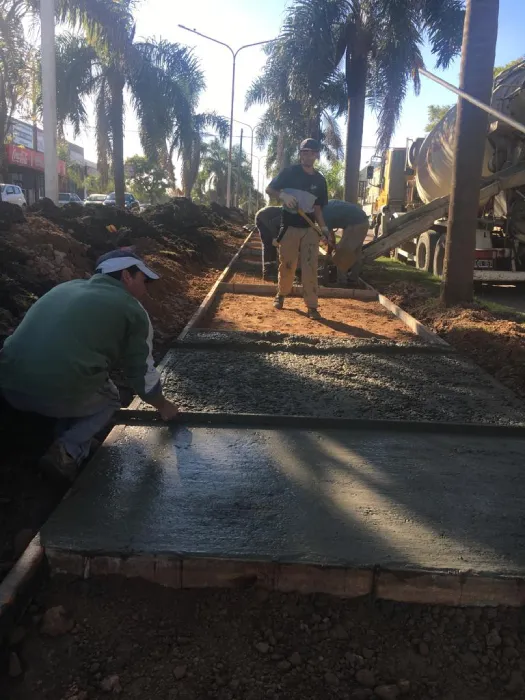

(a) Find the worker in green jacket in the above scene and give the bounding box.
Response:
[0,249,179,483]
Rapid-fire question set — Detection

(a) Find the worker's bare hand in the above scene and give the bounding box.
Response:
[158,398,180,422]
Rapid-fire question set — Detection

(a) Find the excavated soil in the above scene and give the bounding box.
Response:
[204,294,417,340]
[0,200,246,583]
[4,575,525,700]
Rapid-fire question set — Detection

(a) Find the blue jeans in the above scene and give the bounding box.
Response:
[1,380,121,462]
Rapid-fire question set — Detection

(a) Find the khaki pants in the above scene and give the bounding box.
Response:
[333,222,369,282]
[278,226,319,309]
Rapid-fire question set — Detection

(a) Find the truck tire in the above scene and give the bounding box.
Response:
[433,234,446,277]
[416,231,440,272]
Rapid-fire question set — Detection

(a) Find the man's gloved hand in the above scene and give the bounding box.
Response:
[320,226,330,244]
[279,191,298,209]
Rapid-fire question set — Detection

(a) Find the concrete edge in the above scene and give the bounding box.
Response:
[113,410,525,438]
[0,535,46,642]
[359,277,449,347]
[178,231,254,342]
[44,549,525,607]
[218,282,378,300]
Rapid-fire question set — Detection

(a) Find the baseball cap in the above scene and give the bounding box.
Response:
[300,138,321,152]
[95,248,160,280]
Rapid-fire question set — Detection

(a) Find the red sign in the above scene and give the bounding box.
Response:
[6,144,67,177]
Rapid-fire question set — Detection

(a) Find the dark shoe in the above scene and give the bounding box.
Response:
[307,307,321,320]
[273,294,284,310]
[263,263,277,282]
[39,441,78,485]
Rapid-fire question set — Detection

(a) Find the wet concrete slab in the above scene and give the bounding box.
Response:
[42,424,525,576]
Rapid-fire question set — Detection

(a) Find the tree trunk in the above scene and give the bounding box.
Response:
[344,52,367,203]
[109,72,126,208]
[441,0,499,306]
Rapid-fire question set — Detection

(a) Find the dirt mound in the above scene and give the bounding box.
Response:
[384,280,525,398]
[0,201,25,228]
[0,215,90,341]
[0,197,245,345]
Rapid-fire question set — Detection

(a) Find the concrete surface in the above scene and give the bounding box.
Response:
[42,424,525,575]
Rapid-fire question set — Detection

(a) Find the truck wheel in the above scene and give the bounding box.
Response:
[416,231,440,272]
[433,234,446,277]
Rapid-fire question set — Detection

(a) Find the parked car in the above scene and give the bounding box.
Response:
[58,192,84,207]
[0,184,27,208]
[103,192,140,212]
[85,193,107,206]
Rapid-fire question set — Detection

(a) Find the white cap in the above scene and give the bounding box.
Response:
[95,250,160,280]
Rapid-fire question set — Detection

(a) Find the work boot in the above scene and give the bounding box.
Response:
[307,307,322,320]
[273,294,284,310]
[39,441,78,485]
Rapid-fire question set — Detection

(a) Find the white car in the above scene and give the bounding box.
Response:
[58,192,84,206]
[85,193,107,206]
[0,184,27,208]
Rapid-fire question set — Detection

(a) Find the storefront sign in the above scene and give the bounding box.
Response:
[6,144,66,176]
[9,119,34,149]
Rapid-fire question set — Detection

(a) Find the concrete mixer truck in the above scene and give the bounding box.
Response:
[363,59,525,286]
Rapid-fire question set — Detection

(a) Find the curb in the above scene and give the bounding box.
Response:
[45,549,525,608]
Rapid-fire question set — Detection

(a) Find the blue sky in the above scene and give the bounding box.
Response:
[72,0,524,187]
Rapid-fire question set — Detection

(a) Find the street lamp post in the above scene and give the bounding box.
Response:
[178,25,273,208]
[252,154,267,212]
[231,119,254,217]
[41,0,59,203]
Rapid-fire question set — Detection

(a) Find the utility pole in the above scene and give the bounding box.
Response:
[235,128,243,208]
[41,0,59,204]
[441,0,499,305]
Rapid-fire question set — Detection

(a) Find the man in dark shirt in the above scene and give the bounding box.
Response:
[266,138,329,320]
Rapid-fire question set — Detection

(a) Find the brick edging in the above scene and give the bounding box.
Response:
[45,549,525,608]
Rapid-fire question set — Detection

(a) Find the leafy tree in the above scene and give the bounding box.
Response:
[318,160,345,199]
[194,139,254,207]
[494,56,523,78]
[425,104,453,132]
[246,16,347,174]
[125,154,168,204]
[0,0,31,182]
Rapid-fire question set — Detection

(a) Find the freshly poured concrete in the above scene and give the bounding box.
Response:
[42,424,525,575]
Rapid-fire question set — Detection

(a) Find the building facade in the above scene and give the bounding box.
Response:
[4,117,84,204]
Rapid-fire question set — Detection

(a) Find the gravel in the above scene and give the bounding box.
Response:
[155,339,525,425]
[7,575,525,700]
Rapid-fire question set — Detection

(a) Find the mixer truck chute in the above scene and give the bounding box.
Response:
[363,60,525,284]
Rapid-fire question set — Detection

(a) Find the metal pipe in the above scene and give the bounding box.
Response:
[41,0,59,203]
[420,67,525,137]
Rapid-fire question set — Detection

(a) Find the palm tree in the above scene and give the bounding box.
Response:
[53,32,197,204]
[0,0,31,183]
[196,139,254,207]
[179,112,229,199]
[265,0,465,202]
[246,20,347,173]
